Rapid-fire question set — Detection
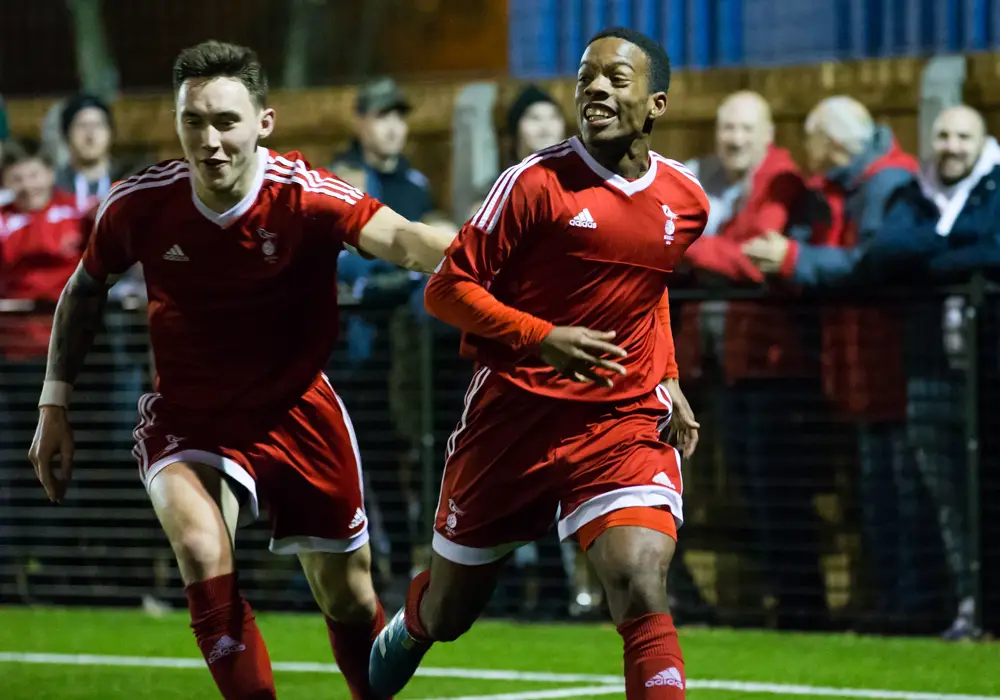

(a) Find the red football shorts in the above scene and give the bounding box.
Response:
[433,367,683,565]
[131,373,367,555]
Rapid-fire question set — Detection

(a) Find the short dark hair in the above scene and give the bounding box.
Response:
[2,138,52,170]
[172,40,268,108]
[587,27,671,94]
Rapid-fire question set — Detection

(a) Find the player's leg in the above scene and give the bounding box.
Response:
[258,374,396,699]
[148,460,276,699]
[297,545,386,700]
[370,368,560,698]
[370,546,511,698]
[584,519,685,699]
[559,390,688,699]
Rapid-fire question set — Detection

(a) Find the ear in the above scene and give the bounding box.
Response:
[259,107,276,140]
[649,92,668,120]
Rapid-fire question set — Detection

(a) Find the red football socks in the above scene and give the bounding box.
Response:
[618,613,686,699]
[404,569,433,642]
[325,599,387,699]
[185,573,276,699]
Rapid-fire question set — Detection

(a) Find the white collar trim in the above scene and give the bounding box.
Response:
[190,146,268,227]
[570,136,658,196]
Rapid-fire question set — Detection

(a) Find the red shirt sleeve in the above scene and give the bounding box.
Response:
[81,197,134,282]
[656,289,679,380]
[424,168,554,351]
[297,160,384,249]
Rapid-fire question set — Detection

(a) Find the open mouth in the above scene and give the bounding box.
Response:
[583,103,616,127]
[202,159,228,171]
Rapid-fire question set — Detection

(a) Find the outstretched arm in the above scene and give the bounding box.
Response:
[356,207,456,274]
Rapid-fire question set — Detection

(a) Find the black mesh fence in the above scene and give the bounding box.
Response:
[2,279,999,638]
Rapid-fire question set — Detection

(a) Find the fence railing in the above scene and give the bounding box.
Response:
[1,280,998,636]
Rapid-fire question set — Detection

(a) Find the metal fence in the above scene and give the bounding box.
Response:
[1,281,999,637]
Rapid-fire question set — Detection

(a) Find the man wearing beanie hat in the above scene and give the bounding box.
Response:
[506,84,566,164]
[54,93,123,211]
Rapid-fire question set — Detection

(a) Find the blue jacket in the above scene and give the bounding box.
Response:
[865,163,1000,376]
[866,164,1000,281]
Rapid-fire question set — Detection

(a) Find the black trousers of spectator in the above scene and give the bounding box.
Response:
[723,378,829,629]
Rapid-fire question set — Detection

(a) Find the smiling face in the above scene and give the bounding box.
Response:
[932,106,986,186]
[175,76,274,200]
[575,37,667,148]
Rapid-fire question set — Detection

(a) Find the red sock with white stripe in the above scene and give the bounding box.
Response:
[618,613,686,699]
[186,573,276,699]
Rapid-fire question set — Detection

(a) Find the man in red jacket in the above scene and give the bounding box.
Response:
[682,91,827,629]
[0,139,87,602]
[744,96,921,633]
[1,139,86,360]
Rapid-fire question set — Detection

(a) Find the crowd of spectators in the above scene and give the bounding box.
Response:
[1,81,998,640]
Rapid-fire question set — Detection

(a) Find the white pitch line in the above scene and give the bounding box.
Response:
[413,687,625,700]
[1,652,998,700]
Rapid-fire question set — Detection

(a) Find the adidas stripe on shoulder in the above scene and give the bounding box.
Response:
[95,160,188,227]
[470,141,573,233]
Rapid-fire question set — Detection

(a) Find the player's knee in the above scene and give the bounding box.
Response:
[314,581,378,624]
[172,527,231,582]
[422,608,476,643]
[591,530,673,616]
[421,589,477,642]
[301,551,378,624]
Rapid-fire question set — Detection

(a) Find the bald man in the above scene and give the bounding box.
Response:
[682,92,832,630]
[864,104,1000,641]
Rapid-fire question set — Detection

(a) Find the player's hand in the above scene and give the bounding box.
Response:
[28,406,75,503]
[662,378,700,458]
[539,326,627,388]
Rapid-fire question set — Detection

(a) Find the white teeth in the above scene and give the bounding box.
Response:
[585,106,613,121]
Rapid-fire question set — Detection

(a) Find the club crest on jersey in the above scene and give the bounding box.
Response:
[661,204,678,244]
[257,227,278,263]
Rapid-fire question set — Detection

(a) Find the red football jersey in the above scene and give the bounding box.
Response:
[436,137,708,401]
[82,147,383,411]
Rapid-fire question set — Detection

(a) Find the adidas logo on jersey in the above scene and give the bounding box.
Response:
[645,667,684,689]
[349,508,366,530]
[162,245,189,262]
[569,208,597,229]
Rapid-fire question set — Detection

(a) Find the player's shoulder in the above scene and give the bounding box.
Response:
[651,151,710,214]
[262,149,366,207]
[494,140,579,195]
[97,158,190,224]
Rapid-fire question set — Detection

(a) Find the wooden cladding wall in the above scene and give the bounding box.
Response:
[0,0,507,97]
[8,54,1000,211]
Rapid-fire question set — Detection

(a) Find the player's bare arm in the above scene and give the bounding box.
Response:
[28,263,110,502]
[357,207,455,273]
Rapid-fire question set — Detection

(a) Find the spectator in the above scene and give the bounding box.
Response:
[683,91,825,629]
[506,84,566,162]
[330,77,433,600]
[54,94,122,211]
[745,96,923,631]
[867,104,1000,639]
[331,76,431,221]
[0,139,87,602]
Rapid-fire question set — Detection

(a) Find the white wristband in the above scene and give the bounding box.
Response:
[39,380,73,409]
